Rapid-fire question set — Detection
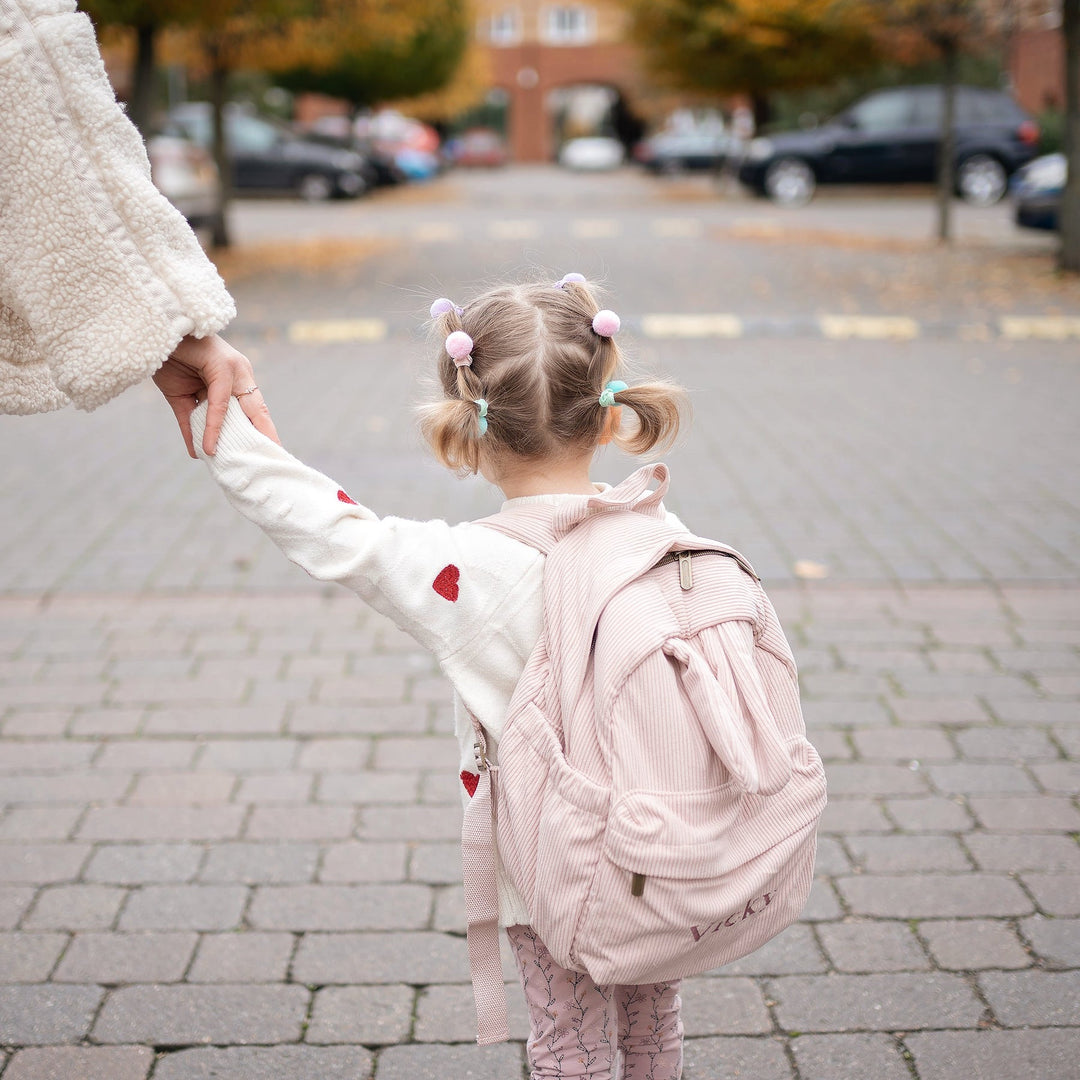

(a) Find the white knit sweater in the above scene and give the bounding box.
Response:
[0,0,235,414]
[194,400,649,926]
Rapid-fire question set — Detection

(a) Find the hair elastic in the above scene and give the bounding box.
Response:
[599,380,628,407]
[592,310,620,337]
[472,398,489,435]
[430,297,463,318]
[556,272,586,288]
[445,331,474,367]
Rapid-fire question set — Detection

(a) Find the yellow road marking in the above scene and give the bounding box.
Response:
[287,319,388,344]
[571,219,620,238]
[819,315,919,340]
[999,316,1080,340]
[488,220,541,240]
[641,314,743,338]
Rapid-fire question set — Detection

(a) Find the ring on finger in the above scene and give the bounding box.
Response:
[234,385,259,398]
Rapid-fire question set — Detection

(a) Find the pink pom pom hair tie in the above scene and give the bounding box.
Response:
[445,330,474,367]
[556,272,586,288]
[430,297,464,318]
[591,309,620,337]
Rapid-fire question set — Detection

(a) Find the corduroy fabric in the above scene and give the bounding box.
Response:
[464,464,827,1042]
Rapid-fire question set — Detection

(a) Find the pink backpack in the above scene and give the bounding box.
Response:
[463,464,827,1044]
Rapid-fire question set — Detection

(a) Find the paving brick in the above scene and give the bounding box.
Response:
[918,919,1031,970]
[198,843,318,884]
[290,704,427,735]
[295,738,372,771]
[805,729,851,761]
[801,879,843,921]
[0,1045,155,1080]
[418,770,462,805]
[820,763,927,797]
[888,697,991,725]
[320,842,409,883]
[681,1035,793,1080]
[928,762,1037,795]
[195,739,299,771]
[837,874,1033,918]
[234,773,313,803]
[187,932,294,982]
[127,772,236,805]
[408,842,462,884]
[248,884,430,931]
[292,931,469,984]
[119,886,248,931]
[78,806,245,842]
[712,923,828,976]
[0,933,67,982]
[1022,873,1080,916]
[791,1033,912,1080]
[847,834,970,873]
[770,972,983,1032]
[1019,916,1080,968]
[812,836,850,877]
[53,932,197,983]
[954,726,1059,761]
[92,984,310,1045]
[0,808,82,842]
[0,985,103,1044]
[907,1029,1080,1080]
[83,843,202,884]
[371,736,459,771]
[967,795,1080,833]
[374,1043,523,1080]
[0,711,72,738]
[817,921,931,972]
[800,700,891,728]
[1031,761,1080,793]
[306,985,414,1044]
[850,727,955,762]
[0,887,35,930]
[884,796,974,831]
[677,976,772,1035]
[154,1046,376,1080]
[966,834,1080,873]
[818,799,892,834]
[0,773,130,805]
[979,970,1080,1026]
[0,742,95,772]
[244,806,355,841]
[22,885,126,931]
[316,770,420,804]
[989,701,1080,725]
[928,648,997,674]
[93,740,198,770]
[358,805,463,841]
[412,983,531,1043]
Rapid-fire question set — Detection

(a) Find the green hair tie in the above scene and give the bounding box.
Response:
[599,380,628,407]
[473,398,488,435]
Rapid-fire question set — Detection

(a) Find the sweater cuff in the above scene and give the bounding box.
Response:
[192,397,271,462]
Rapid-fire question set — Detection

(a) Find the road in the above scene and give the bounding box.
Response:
[0,166,1077,1079]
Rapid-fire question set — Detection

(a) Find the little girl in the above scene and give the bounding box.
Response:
[191,275,690,1078]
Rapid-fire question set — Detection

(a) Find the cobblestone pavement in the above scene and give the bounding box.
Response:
[1,167,1078,1078]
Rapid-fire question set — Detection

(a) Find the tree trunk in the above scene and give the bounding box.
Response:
[750,92,772,134]
[936,40,958,243]
[208,44,232,250]
[1060,0,1080,273]
[128,22,156,139]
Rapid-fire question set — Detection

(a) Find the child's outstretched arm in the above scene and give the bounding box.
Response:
[189,399,540,668]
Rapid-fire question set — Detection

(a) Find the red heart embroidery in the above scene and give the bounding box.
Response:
[337,490,357,505]
[460,770,479,797]
[433,564,460,602]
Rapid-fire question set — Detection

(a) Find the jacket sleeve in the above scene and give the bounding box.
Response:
[191,400,540,665]
[0,0,235,415]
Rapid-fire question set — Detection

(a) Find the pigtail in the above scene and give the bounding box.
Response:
[609,380,687,456]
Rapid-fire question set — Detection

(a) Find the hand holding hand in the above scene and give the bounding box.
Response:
[153,334,280,457]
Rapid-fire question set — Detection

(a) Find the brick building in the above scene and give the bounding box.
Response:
[473,1,650,162]
[1007,6,1065,115]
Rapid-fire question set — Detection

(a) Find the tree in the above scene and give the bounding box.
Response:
[621,0,884,130]
[1062,0,1079,271]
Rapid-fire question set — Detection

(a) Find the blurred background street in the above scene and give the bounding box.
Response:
[2,0,1080,1077]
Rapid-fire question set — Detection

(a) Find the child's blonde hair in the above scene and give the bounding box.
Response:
[418,278,686,474]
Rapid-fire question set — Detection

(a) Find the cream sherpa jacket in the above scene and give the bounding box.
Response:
[0,0,235,415]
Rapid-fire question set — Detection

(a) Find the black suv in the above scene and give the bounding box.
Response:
[738,85,1039,206]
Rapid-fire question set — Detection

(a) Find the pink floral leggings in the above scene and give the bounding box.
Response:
[507,925,684,1080]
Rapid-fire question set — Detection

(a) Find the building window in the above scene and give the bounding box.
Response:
[482,8,522,46]
[542,5,596,45]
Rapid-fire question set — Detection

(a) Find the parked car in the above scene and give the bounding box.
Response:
[449,128,508,168]
[738,85,1040,206]
[166,103,368,201]
[558,136,624,171]
[634,128,729,174]
[147,132,219,227]
[300,118,406,187]
[1012,152,1066,231]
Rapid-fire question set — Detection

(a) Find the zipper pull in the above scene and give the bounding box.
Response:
[631,872,646,897]
[678,551,693,591]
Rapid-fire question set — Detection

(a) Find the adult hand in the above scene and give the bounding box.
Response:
[153,333,279,457]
